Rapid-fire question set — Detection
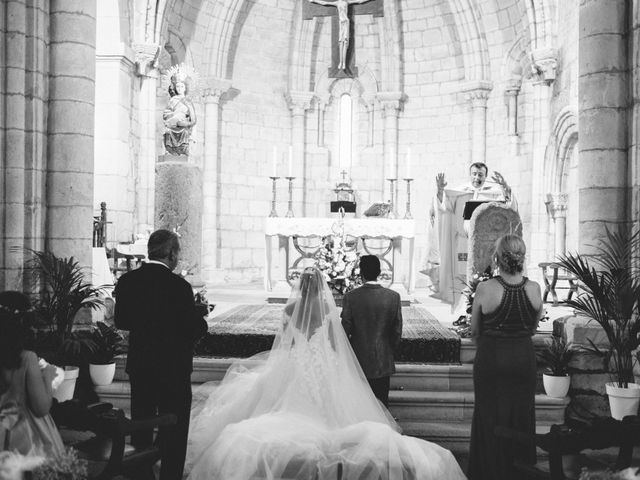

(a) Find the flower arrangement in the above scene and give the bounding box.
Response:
[313,236,362,295]
[0,448,87,480]
[450,266,494,338]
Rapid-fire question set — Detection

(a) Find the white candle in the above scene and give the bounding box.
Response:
[288,145,293,177]
[388,157,395,179]
[272,146,277,177]
[406,147,412,179]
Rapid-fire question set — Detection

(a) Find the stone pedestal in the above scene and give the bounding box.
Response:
[467,202,522,279]
[155,157,203,281]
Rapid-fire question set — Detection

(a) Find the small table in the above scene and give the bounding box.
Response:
[539,262,579,306]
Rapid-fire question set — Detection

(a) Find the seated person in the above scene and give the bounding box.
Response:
[0,291,64,455]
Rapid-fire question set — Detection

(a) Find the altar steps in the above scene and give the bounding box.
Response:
[97,352,568,455]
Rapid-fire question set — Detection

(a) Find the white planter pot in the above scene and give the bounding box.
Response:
[605,382,640,420]
[543,373,571,398]
[89,362,116,386]
[52,366,79,402]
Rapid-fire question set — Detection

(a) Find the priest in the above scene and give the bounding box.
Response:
[428,162,517,306]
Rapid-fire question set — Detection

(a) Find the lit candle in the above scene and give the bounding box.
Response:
[406,147,412,179]
[272,146,277,177]
[288,145,293,177]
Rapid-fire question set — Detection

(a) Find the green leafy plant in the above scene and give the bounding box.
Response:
[557,228,640,388]
[90,321,126,364]
[537,334,574,376]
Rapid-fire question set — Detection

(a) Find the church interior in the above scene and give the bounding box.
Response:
[2,0,640,477]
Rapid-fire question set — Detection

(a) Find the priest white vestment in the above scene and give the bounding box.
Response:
[431,182,517,306]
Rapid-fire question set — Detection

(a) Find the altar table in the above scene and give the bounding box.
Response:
[264,217,416,297]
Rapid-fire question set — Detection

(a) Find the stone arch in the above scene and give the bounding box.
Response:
[524,0,554,50]
[446,0,491,82]
[545,107,578,194]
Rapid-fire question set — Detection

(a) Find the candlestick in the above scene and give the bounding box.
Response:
[269,176,279,217]
[272,146,277,177]
[288,145,293,178]
[404,178,414,219]
[387,178,398,219]
[285,176,295,218]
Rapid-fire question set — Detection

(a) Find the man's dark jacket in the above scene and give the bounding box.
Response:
[114,263,208,380]
[340,283,403,378]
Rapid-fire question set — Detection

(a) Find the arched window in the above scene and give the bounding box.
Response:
[338,93,352,172]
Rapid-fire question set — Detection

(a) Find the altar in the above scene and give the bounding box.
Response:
[264,217,416,300]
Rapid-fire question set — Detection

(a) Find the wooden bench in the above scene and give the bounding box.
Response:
[539,262,579,306]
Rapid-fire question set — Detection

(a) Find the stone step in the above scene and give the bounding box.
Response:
[400,422,555,454]
[97,381,567,426]
[389,391,568,424]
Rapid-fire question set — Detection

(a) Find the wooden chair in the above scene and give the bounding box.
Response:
[53,400,177,480]
[539,262,579,306]
[495,416,640,479]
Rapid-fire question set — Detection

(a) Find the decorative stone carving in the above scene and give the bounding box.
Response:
[285,91,314,116]
[461,80,493,107]
[162,64,198,156]
[133,43,160,77]
[201,77,232,105]
[531,47,558,85]
[376,91,405,116]
[467,203,523,279]
[545,192,568,219]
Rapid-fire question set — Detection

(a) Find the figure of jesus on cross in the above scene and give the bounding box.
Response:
[308,0,375,71]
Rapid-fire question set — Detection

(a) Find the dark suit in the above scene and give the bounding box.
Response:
[340,283,403,406]
[114,262,208,480]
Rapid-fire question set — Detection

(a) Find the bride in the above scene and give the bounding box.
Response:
[185,267,466,480]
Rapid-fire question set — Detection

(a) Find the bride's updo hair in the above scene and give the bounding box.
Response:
[494,234,526,275]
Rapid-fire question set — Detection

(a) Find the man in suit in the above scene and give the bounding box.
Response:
[340,255,403,407]
[114,229,208,480]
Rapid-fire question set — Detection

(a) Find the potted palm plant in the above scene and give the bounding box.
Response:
[557,228,640,419]
[23,249,106,400]
[537,334,574,398]
[88,321,126,386]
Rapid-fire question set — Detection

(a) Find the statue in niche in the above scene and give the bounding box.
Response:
[162,63,197,156]
[308,0,374,71]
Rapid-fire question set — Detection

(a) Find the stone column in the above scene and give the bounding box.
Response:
[579,0,627,254]
[530,47,557,269]
[632,2,640,240]
[546,193,568,257]
[46,0,97,267]
[377,91,404,208]
[505,78,521,158]
[461,81,493,165]
[201,79,231,286]
[286,91,314,216]
[133,43,160,235]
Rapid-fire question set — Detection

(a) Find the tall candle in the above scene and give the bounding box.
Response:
[288,145,293,177]
[388,157,395,179]
[272,146,277,177]
[406,147,412,179]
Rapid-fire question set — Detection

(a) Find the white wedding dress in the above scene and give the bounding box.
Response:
[185,268,466,480]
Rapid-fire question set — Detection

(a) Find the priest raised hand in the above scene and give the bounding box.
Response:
[427,163,517,306]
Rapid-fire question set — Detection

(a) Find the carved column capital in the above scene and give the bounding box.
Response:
[376,91,405,117]
[505,77,522,96]
[285,91,314,116]
[545,192,568,219]
[133,43,160,77]
[202,78,232,105]
[531,47,558,86]
[461,80,493,107]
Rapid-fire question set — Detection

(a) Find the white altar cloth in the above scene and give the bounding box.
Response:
[264,217,416,295]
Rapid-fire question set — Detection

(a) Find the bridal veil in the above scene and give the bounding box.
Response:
[185,267,465,480]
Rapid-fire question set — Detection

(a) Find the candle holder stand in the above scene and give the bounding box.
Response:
[269,176,279,217]
[387,178,398,219]
[404,178,414,219]
[285,176,295,218]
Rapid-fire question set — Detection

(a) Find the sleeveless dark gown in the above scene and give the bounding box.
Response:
[467,276,538,480]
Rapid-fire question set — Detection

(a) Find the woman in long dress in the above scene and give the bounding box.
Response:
[185,267,466,480]
[467,235,543,479]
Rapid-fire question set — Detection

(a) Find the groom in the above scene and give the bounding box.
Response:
[341,255,403,406]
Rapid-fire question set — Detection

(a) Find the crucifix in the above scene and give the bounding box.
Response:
[304,0,384,79]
